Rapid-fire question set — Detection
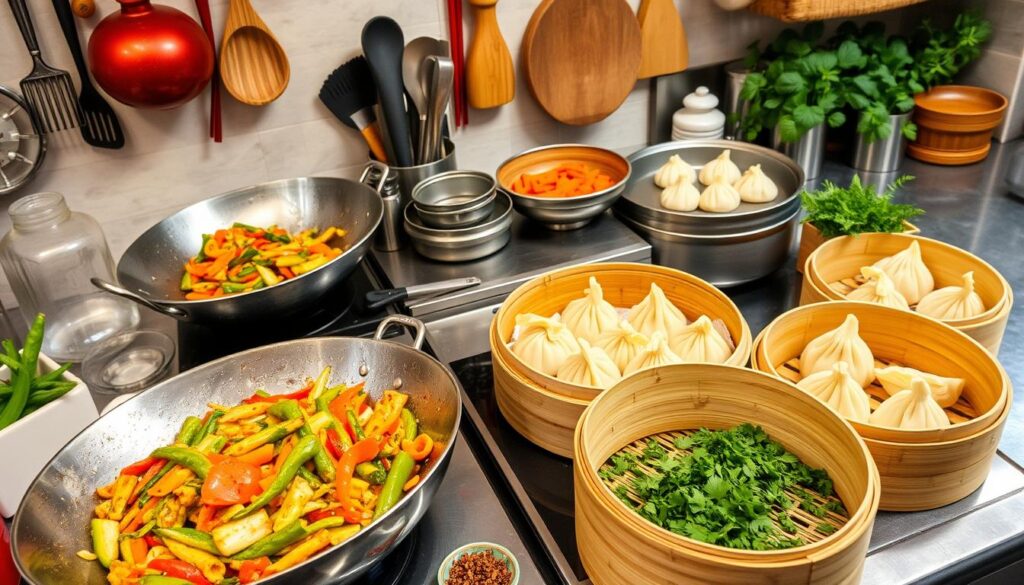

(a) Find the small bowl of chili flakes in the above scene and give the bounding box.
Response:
[437,542,520,585]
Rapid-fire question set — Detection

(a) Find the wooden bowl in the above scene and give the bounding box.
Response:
[575,364,880,584]
[909,85,1008,165]
[803,233,1011,352]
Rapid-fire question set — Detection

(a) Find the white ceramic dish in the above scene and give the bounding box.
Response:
[0,354,96,517]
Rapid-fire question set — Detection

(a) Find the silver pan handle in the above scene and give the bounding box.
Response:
[373,315,426,350]
[91,278,188,319]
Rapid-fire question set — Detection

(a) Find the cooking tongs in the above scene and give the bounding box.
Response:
[366,276,481,310]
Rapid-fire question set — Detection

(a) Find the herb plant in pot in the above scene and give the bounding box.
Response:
[796,174,923,272]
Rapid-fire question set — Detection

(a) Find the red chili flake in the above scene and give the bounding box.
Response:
[444,550,513,585]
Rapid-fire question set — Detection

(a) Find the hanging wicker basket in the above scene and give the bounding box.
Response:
[748,0,927,22]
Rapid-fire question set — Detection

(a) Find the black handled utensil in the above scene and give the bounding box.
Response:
[362,16,414,167]
[365,277,481,310]
[8,0,80,134]
[50,0,124,148]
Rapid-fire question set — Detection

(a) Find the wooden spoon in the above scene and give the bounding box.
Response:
[220,0,289,106]
[466,0,514,109]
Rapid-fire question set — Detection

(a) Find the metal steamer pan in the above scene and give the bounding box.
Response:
[615,140,804,286]
[13,316,461,585]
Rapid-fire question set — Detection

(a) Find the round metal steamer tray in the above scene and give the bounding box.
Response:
[615,140,805,286]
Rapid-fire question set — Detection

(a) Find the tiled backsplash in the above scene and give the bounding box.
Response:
[0,0,1016,309]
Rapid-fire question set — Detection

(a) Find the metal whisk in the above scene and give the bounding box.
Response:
[7,0,81,134]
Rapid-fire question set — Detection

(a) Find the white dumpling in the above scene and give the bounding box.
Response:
[734,164,778,203]
[798,362,871,423]
[555,338,622,389]
[623,332,682,375]
[660,181,700,211]
[698,180,741,213]
[874,365,965,408]
[847,266,910,310]
[654,154,696,188]
[561,276,620,343]
[916,271,986,321]
[699,149,741,185]
[669,315,732,364]
[870,377,951,430]
[799,314,875,388]
[511,313,580,376]
[871,241,935,305]
[594,320,649,373]
[626,282,688,338]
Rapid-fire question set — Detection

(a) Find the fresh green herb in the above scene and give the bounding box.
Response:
[601,424,840,551]
[817,523,838,535]
[801,174,923,238]
[912,11,992,88]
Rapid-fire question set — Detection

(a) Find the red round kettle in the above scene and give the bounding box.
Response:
[87,0,214,109]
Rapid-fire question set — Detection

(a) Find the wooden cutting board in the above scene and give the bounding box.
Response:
[523,0,642,126]
[637,0,688,79]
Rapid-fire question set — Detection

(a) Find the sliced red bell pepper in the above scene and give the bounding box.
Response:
[240,386,312,404]
[306,507,343,523]
[334,438,380,523]
[144,534,162,548]
[148,558,212,585]
[238,557,271,584]
[120,456,162,477]
[325,428,346,460]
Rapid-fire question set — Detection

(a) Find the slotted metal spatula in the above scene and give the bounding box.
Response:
[8,0,81,134]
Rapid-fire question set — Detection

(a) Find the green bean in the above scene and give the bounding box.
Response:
[154,527,220,555]
[374,451,415,519]
[238,435,319,517]
[149,447,212,479]
[297,466,321,488]
[194,411,224,443]
[0,354,21,371]
[25,383,75,408]
[35,362,72,384]
[223,418,302,456]
[137,418,204,507]
[2,339,18,362]
[267,400,334,482]
[0,313,44,430]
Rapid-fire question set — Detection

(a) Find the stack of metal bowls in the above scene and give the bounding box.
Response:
[614,140,805,287]
[405,170,513,262]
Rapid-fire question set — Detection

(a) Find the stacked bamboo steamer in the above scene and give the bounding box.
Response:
[752,301,1011,511]
[801,233,1012,354]
[490,262,752,458]
[575,364,881,585]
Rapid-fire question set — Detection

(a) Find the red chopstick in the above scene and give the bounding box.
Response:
[455,0,468,126]
[194,0,222,142]
[447,0,460,128]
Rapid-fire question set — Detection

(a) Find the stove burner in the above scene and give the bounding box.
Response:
[347,529,418,585]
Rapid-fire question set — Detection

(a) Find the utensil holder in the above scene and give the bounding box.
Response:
[385,139,457,200]
[724,60,751,139]
[852,113,910,173]
[772,123,824,181]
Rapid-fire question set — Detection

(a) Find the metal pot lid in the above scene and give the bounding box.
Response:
[617,196,802,237]
[616,139,804,235]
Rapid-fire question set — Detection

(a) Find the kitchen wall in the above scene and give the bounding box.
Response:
[0,0,995,308]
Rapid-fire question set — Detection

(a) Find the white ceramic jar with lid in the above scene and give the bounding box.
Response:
[672,86,726,140]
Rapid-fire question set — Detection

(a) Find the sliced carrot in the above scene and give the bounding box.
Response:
[129,538,148,565]
[185,292,213,300]
[237,444,275,466]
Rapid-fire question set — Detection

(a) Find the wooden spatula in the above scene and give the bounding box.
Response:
[465,0,514,109]
[637,0,688,79]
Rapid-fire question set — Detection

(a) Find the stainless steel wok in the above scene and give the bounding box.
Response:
[13,316,462,585]
[94,166,387,322]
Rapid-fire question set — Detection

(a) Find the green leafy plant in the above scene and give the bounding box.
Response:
[801,174,923,238]
[912,11,993,87]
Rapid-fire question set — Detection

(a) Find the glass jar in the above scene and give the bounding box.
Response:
[0,192,139,361]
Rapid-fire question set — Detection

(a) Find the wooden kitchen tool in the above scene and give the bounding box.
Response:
[220,0,289,106]
[636,0,688,79]
[523,0,641,126]
[465,0,514,109]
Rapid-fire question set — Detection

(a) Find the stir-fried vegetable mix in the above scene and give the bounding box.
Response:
[180,223,348,300]
[85,367,436,585]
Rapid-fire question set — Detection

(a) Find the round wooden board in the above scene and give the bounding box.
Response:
[523,0,642,126]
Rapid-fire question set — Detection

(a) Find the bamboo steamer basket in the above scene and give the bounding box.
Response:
[494,262,752,400]
[575,364,880,585]
[754,302,1011,510]
[802,233,1011,353]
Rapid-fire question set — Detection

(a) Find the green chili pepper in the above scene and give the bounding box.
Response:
[356,461,386,485]
[347,409,366,440]
[297,466,321,488]
[179,272,193,292]
[24,383,76,408]
[0,313,44,430]
[228,247,259,268]
[120,520,156,540]
[231,222,261,232]
[194,411,224,443]
[154,527,220,555]
[238,435,319,517]
[34,362,72,385]
[149,446,211,479]
[221,282,248,294]
[400,408,417,441]
[267,400,335,482]
[374,451,415,519]
[139,576,195,585]
[305,517,348,532]
[251,279,266,290]
[137,418,205,507]
[0,354,21,371]
[309,367,331,400]
[231,520,307,560]
[315,385,352,449]
[2,339,17,362]
[195,234,212,262]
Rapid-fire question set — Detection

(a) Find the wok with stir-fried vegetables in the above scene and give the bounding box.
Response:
[180,223,349,300]
[85,367,436,585]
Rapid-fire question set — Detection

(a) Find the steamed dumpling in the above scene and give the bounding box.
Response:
[847,266,910,310]
[698,180,741,213]
[799,314,875,388]
[555,339,622,388]
[654,154,696,188]
[561,277,620,343]
[875,365,965,408]
[869,377,951,430]
[511,313,580,376]
[916,271,986,321]
[670,315,732,364]
[734,164,778,203]
[798,362,871,423]
[626,282,688,338]
[660,181,700,211]
[623,332,682,375]
[872,241,935,305]
[699,149,741,185]
[594,320,650,373]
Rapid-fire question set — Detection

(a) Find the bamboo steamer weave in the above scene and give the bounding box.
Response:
[803,233,1011,353]
[754,302,1011,511]
[575,364,879,585]
[795,221,919,275]
[748,0,926,22]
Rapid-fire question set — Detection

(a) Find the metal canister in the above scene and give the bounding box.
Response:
[361,162,405,252]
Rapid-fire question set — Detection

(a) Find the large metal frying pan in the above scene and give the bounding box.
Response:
[94,165,387,322]
[13,316,461,584]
